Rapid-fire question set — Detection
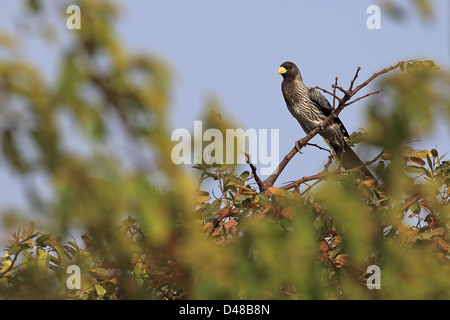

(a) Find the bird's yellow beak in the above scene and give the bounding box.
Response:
[278,66,287,74]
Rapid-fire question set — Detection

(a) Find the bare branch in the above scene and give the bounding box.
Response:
[401,194,423,212]
[344,89,383,107]
[245,153,266,192]
[282,172,326,191]
[333,77,338,109]
[349,67,361,91]
[333,85,348,95]
[315,86,341,103]
[259,60,416,193]
[306,143,332,154]
[351,59,419,96]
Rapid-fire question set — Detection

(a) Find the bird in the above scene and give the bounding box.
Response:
[277,61,374,179]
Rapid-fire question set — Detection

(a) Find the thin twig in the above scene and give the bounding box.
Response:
[300,179,322,197]
[349,67,361,91]
[333,77,338,109]
[351,59,419,96]
[282,172,325,190]
[333,85,348,95]
[323,155,334,172]
[344,89,383,107]
[315,86,341,103]
[306,143,332,154]
[245,153,265,192]
[401,195,423,212]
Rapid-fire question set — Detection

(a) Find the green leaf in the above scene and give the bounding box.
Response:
[406,63,418,73]
[92,267,113,281]
[409,202,421,214]
[426,154,433,171]
[67,241,81,251]
[0,252,12,274]
[404,165,429,175]
[27,0,41,12]
[224,175,241,187]
[52,245,68,265]
[95,284,107,299]
[256,194,269,205]
[7,244,22,255]
[376,161,385,177]
[235,194,253,202]
[268,187,294,200]
[220,164,235,171]
[240,171,250,181]
[36,248,49,272]
[431,149,438,158]
[0,276,8,289]
[24,223,35,238]
[2,129,27,173]
[36,234,52,247]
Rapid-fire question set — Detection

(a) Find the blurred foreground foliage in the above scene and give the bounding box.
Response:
[0,0,449,299]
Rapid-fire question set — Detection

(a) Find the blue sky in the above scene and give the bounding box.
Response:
[115,0,449,177]
[0,1,449,239]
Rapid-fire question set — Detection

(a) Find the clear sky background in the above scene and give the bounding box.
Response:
[117,0,450,183]
[0,1,449,241]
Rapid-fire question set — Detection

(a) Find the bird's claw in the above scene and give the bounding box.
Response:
[295,140,303,153]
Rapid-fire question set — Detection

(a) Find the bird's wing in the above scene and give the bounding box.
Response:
[307,87,350,138]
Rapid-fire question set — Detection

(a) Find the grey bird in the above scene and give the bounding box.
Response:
[278,61,373,178]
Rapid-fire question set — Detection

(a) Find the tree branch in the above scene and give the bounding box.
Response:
[306,143,332,154]
[257,60,420,194]
[401,195,423,212]
[332,77,338,109]
[281,150,384,190]
[245,153,265,192]
[315,85,341,104]
[344,89,383,107]
[349,66,361,91]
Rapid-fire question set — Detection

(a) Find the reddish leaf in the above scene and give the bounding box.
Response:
[224,219,237,229]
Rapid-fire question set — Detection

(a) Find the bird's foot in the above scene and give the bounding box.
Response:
[295,140,303,153]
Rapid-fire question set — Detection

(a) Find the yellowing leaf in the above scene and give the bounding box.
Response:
[36,248,49,272]
[268,187,294,199]
[198,195,211,203]
[0,32,17,49]
[281,206,295,218]
[361,178,377,187]
[202,222,213,231]
[95,284,107,299]
[400,147,431,160]
[0,277,7,289]
[92,267,113,280]
[335,254,348,267]
[414,150,432,159]
[0,251,12,274]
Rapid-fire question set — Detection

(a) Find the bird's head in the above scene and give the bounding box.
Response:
[278,61,302,81]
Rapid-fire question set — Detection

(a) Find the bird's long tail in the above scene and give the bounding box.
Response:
[334,142,375,179]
